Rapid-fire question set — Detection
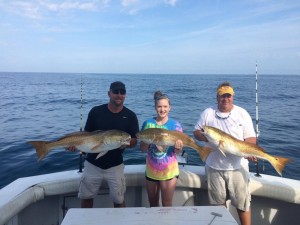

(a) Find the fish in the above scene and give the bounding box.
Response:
[28,130,131,161]
[200,125,291,176]
[136,128,213,162]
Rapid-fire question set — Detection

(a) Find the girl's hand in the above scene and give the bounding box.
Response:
[174,139,183,154]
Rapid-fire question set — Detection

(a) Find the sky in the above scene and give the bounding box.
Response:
[0,0,299,75]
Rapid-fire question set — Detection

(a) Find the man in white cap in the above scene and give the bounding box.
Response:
[193,81,256,225]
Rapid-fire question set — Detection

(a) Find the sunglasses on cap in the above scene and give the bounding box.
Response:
[111,89,126,95]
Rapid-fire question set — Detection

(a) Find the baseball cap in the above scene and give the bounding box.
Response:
[217,86,234,96]
[110,81,126,91]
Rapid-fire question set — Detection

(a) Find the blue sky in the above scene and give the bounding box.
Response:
[0,0,299,74]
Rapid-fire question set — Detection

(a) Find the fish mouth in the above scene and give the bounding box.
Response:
[124,137,131,145]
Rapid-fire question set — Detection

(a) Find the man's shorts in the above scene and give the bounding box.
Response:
[78,161,126,204]
[206,165,251,211]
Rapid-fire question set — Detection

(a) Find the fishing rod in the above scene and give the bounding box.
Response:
[80,76,83,132]
[78,76,84,173]
[255,61,261,177]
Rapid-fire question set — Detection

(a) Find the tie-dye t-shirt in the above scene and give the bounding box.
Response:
[141,118,183,180]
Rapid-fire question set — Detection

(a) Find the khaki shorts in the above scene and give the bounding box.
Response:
[206,165,251,211]
[78,161,126,204]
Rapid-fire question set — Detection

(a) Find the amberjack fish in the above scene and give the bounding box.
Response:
[136,128,213,162]
[28,130,131,161]
[200,126,291,176]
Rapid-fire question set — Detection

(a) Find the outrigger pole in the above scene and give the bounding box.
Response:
[255,61,261,177]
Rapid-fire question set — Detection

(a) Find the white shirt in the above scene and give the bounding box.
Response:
[194,105,256,170]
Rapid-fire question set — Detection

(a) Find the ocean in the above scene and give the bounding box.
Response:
[0,72,299,189]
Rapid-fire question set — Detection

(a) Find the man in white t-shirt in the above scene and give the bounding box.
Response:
[193,81,256,225]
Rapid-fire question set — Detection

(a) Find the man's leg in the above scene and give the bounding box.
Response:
[81,199,94,208]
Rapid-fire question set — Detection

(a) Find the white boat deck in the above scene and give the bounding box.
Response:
[1,165,300,225]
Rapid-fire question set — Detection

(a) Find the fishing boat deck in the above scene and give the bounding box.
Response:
[1,165,300,225]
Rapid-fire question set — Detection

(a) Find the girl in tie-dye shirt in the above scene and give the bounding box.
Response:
[140,91,183,207]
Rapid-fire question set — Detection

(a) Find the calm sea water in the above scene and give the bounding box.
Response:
[0,73,299,189]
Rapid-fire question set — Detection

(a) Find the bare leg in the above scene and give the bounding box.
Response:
[237,208,251,225]
[160,177,177,207]
[81,198,93,208]
[114,201,126,208]
[146,179,160,207]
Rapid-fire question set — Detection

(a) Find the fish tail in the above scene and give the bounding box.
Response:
[194,145,214,162]
[270,156,292,176]
[27,141,49,161]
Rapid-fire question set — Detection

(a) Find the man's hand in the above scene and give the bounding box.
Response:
[65,146,77,152]
[245,156,257,162]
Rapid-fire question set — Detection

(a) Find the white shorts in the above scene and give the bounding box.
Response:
[206,165,251,211]
[78,161,126,204]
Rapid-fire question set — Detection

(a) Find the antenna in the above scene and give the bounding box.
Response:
[255,61,261,177]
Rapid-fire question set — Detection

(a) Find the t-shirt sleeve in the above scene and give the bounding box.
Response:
[194,109,209,131]
[242,110,256,139]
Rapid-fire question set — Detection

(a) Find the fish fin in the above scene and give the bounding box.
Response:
[270,156,292,176]
[96,151,108,159]
[218,140,224,148]
[27,141,50,161]
[61,129,105,139]
[63,130,103,136]
[156,145,167,152]
[91,130,104,134]
[91,143,104,151]
[218,140,227,157]
[57,131,90,140]
[219,149,227,157]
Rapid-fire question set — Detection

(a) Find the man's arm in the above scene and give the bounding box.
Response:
[245,137,257,161]
[129,138,137,148]
[193,129,208,142]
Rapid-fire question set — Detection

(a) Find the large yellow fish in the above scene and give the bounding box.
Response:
[200,126,291,176]
[28,130,131,161]
[136,128,213,162]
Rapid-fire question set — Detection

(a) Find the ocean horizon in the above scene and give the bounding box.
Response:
[1,71,299,76]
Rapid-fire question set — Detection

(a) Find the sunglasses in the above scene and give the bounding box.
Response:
[215,111,231,120]
[111,89,126,95]
[154,94,169,101]
[219,94,232,98]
